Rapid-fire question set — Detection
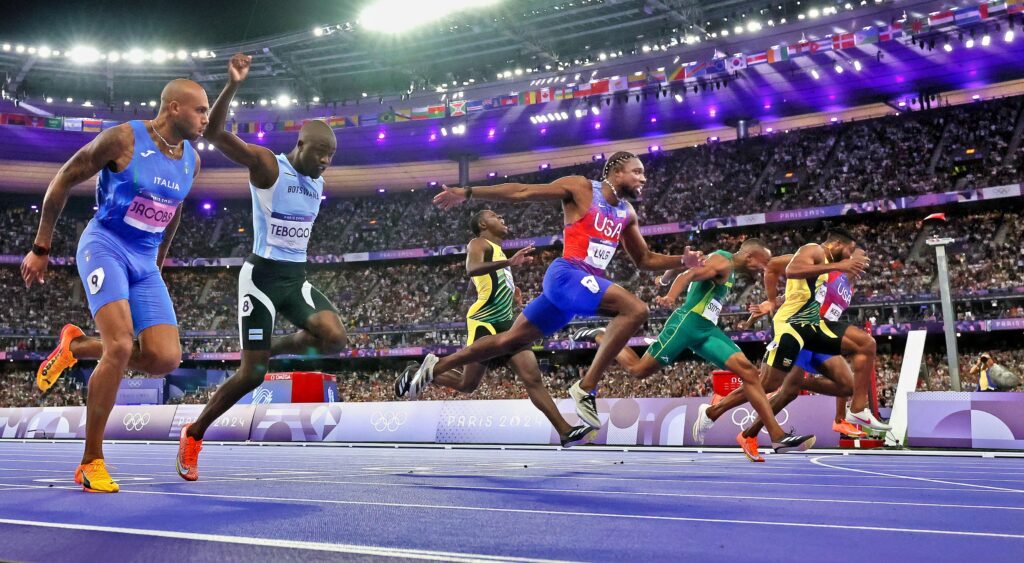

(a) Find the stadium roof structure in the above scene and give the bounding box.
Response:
[1,0,1004,105]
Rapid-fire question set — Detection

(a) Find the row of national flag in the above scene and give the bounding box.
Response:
[2,1,1018,136]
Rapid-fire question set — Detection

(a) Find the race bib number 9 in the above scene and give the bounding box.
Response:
[702,299,723,325]
[267,212,315,250]
[123,193,178,233]
[585,239,615,270]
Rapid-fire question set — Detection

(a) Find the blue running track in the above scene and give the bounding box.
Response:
[0,441,1022,561]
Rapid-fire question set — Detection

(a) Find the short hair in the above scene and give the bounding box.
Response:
[826,226,856,244]
[602,151,637,179]
[469,209,491,236]
[739,237,767,251]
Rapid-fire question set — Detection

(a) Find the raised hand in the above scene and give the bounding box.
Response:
[841,249,870,278]
[508,245,535,267]
[681,245,705,269]
[228,53,252,84]
[432,184,467,210]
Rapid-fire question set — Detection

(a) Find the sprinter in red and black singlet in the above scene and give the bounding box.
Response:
[395,152,701,428]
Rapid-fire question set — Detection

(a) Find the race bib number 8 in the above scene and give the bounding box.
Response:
[585,239,615,270]
[702,299,723,325]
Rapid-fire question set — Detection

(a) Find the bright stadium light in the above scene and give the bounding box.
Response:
[68,46,101,65]
[38,46,52,58]
[359,0,499,33]
[126,48,146,64]
[108,51,121,63]
[176,49,188,60]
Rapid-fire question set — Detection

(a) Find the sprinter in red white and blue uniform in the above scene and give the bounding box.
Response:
[396,151,701,429]
[21,79,209,492]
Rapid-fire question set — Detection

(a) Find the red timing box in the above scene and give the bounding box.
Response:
[265,372,336,403]
[712,370,742,396]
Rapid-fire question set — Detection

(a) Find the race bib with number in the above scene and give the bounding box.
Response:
[814,282,828,304]
[702,299,723,325]
[267,212,315,250]
[585,238,615,270]
[123,192,178,233]
[823,303,845,321]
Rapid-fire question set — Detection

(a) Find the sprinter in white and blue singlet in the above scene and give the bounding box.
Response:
[175,54,347,482]
[396,151,701,429]
[22,79,210,492]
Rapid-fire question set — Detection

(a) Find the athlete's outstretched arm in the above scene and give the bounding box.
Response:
[21,125,130,287]
[786,243,867,279]
[203,53,278,188]
[433,175,588,209]
[655,254,729,308]
[464,238,534,278]
[618,211,701,271]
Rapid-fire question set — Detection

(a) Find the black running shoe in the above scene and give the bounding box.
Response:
[394,361,419,398]
[772,432,816,454]
[560,425,596,448]
[570,327,605,343]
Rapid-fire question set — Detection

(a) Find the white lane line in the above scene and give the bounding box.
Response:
[810,456,1024,494]
[4,489,1022,540]
[0,518,568,562]
[172,474,1024,511]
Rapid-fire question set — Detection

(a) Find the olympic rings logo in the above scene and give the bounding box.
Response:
[122,412,152,431]
[730,407,789,435]
[370,412,408,432]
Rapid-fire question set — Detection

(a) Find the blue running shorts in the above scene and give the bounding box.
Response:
[76,220,177,336]
[523,258,614,336]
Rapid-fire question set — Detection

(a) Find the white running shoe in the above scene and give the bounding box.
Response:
[846,407,892,432]
[568,381,601,428]
[691,403,715,444]
[406,353,438,400]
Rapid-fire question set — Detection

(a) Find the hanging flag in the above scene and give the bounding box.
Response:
[707,58,728,74]
[358,114,378,126]
[684,61,707,78]
[746,52,768,66]
[589,79,610,95]
[1009,0,1024,15]
[63,118,83,132]
[726,54,747,71]
[573,82,592,98]
[928,10,956,27]
[649,70,668,85]
[518,91,538,105]
[539,88,551,102]
[411,107,430,120]
[627,72,647,90]
[448,100,467,117]
[426,105,445,118]
[552,87,568,101]
[499,95,518,106]
[45,117,63,130]
[906,17,930,35]
[766,44,789,63]
[986,1,1008,18]
[832,32,856,50]
[465,99,484,113]
[955,5,988,25]
[668,66,685,81]
[377,112,395,124]
[879,22,901,42]
[856,27,880,45]
[392,109,412,121]
[608,76,628,92]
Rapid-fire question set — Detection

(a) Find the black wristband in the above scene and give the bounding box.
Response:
[465,186,473,200]
[31,244,49,256]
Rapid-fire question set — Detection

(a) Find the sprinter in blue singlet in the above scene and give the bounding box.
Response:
[21,79,209,492]
[175,54,348,482]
